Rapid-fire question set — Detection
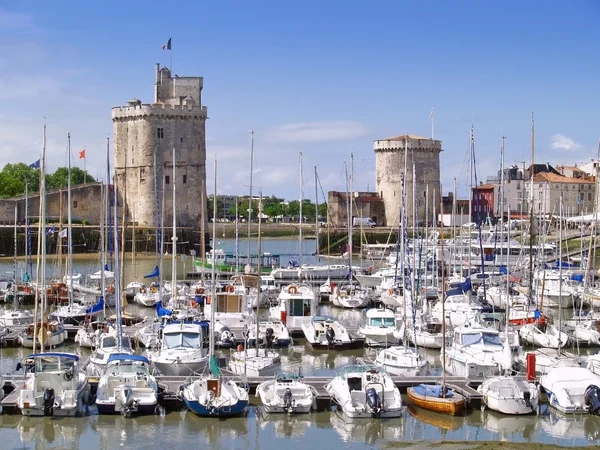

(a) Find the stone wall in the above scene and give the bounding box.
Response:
[374,136,442,226]
[327,191,385,228]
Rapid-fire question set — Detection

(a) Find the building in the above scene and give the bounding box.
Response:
[525,172,596,217]
[327,191,385,228]
[374,135,442,226]
[112,64,208,231]
[471,183,496,224]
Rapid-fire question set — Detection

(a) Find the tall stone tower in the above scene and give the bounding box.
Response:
[374,135,442,227]
[112,64,207,233]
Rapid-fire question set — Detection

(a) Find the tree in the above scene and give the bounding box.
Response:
[206,196,224,219]
[47,167,96,189]
[318,203,328,220]
[263,195,284,219]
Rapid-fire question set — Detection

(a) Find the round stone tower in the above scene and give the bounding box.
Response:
[112,64,207,232]
[374,135,442,227]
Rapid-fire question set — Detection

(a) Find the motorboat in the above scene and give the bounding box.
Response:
[374,345,428,376]
[442,324,508,378]
[95,353,159,416]
[301,315,353,350]
[271,263,349,281]
[247,319,291,348]
[519,323,569,348]
[134,284,163,307]
[269,283,317,329]
[17,352,90,417]
[0,308,34,330]
[479,376,539,415]
[407,318,444,349]
[203,278,253,329]
[325,364,403,418]
[86,330,135,377]
[228,347,282,378]
[357,308,396,347]
[256,372,317,413]
[48,296,104,326]
[573,320,600,346]
[541,367,600,414]
[146,322,208,376]
[516,348,581,376]
[430,289,484,328]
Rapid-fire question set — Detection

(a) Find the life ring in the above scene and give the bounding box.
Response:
[288,285,298,295]
[225,285,234,293]
[150,287,158,294]
[237,344,244,352]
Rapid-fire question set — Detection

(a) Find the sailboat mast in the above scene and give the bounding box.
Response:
[37,124,48,351]
[299,152,303,267]
[247,130,254,271]
[558,195,563,353]
[314,166,319,262]
[209,159,217,359]
[468,128,473,222]
[256,192,262,353]
[13,205,17,293]
[439,184,446,395]
[528,114,535,307]
[171,147,178,300]
[67,133,74,307]
[100,184,106,318]
[159,175,166,301]
[113,185,123,348]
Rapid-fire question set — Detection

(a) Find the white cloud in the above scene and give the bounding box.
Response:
[0,9,38,33]
[551,134,582,151]
[264,120,368,144]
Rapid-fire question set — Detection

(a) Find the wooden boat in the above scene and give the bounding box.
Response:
[407,384,465,416]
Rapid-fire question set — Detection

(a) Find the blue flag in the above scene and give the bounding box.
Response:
[29,160,40,169]
[46,226,55,235]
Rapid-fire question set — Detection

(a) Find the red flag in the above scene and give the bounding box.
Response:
[79,149,86,159]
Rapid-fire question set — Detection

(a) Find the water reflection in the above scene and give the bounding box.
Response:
[329,410,405,445]
[257,410,313,438]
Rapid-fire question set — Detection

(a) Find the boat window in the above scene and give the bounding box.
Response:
[482,332,502,346]
[163,331,201,349]
[369,317,395,327]
[111,361,149,374]
[181,332,201,348]
[102,336,117,348]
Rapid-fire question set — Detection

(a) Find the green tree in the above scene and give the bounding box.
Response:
[47,167,96,189]
[263,195,284,219]
[318,203,328,220]
[0,163,40,198]
[206,196,224,219]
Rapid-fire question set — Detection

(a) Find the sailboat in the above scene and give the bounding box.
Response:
[182,157,249,417]
[17,126,89,416]
[478,140,539,415]
[96,187,158,416]
[407,181,465,416]
[146,148,208,376]
[49,134,104,328]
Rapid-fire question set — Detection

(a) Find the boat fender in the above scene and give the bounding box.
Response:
[288,285,298,294]
[225,285,235,293]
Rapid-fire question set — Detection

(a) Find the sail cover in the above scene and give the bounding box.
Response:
[156,300,172,317]
[144,265,160,278]
[86,296,104,314]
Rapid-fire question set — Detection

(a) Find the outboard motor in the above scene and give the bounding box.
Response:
[120,386,135,418]
[43,388,55,416]
[221,328,234,347]
[265,328,275,347]
[365,387,381,418]
[283,387,293,413]
[523,390,532,409]
[325,327,335,348]
[585,385,600,415]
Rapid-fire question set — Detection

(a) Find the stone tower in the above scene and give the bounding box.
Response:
[374,135,442,227]
[112,64,207,233]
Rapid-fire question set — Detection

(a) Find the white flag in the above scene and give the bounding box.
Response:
[430,108,435,119]
[58,228,67,239]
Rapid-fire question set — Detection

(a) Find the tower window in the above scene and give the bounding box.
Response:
[157,128,164,139]
[165,175,170,184]
[183,175,187,184]
[180,137,183,143]
[73,200,78,209]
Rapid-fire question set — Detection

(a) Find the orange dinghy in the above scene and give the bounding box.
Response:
[407,384,465,416]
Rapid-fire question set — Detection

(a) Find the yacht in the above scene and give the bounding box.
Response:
[95,354,158,416]
[269,283,317,329]
[479,376,539,415]
[302,315,353,350]
[228,347,282,378]
[18,352,90,417]
[330,283,371,309]
[256,373,317,413]
[519,323,569,348]
[146,322,208,376]
[357,308,396,347]
[374,345,428,376]
[325,364,403,418]
[541,367,600,414]
[443,325,508,378]
[86,330,135,377]
[247,319,292,348]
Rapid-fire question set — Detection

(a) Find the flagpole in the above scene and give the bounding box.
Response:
[84,147,87,185]
[169,36,172,73]
[430,108,435,140]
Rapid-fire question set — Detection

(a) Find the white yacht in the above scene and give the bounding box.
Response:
[519,323,569,348]
[541,367,600,414]
[95,354,158,416]
[204,278,253,329]
[86,331,135,377]
[271,263,348,281]
[374,345,428,376]
[407,318,444,349]
[256,373,317,414]
[532,270,578,309]
[479,376,539,415]
[18,352,90,417]
[330,283,371,309]
[247,319,292,348]
[443,325,508,378]
[228,347,282,378]
[431,290,483,328]
[146,322,208,376]
[269,283,317,329]
[325,364,403,418]
[19,321,68,349]
[302,315,353,350]
[357,308,396,347]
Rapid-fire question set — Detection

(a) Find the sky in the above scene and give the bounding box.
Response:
[0,1,599,203]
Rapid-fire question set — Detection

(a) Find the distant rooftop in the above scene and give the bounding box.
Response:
[532,172,594,184]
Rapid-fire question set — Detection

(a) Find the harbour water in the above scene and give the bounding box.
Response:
[1,239,600,448]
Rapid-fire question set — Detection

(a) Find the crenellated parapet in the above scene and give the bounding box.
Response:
[112,103,208,121]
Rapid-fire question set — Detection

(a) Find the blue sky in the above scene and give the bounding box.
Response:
[0,1,598,201]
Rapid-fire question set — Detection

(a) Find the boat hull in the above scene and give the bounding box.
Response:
[407,387,464,416]
[184,398,248,417]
